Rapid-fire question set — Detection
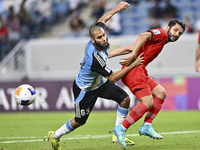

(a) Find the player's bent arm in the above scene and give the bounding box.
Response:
[98,1,130,24]
[107,53,144,82]
[129,32,152,58]
[108,45,133,58]
[120,32,152,66]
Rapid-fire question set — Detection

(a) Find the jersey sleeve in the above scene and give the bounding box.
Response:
[91,52,113,77]
[198,31,200,44]
[148,28,167,43]
[96,22,106,30]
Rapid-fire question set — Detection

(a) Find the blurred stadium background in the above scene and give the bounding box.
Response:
[0,0,200,112]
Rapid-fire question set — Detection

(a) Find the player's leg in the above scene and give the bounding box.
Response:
[113,84,153,148]
[144,84,166,125]
[140,78,166,139]
[114,97,136,146]
[121,94,153,130]
[98,80,134,146]
[47,118,82,150]
[113,88,153,149]
[48,81,98,150]
[99,81,130,125]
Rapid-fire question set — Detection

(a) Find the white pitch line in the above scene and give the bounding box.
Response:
[0,136,43,139]
[127,130,200,137]
[1,130,200,144]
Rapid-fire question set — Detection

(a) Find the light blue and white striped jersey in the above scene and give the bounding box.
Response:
[75,40,113,91]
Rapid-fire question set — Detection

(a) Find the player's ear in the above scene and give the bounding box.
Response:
[166,26,170,32]
[91,37,95,44]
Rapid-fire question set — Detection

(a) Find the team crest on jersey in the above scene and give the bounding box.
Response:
[153,29,161,35]
[105,66,111,73]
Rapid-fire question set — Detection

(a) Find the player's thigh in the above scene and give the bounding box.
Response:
[74,91,98,124]
[134,87,152,99]
[73,81,99,124]
[99,80,129,104]
[133,77,157,99]
[148,77,159,91]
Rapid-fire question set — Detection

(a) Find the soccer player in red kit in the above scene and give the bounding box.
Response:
[109,19,186,149]
[195,31,200,72]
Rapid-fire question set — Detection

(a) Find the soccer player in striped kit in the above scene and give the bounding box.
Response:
[47,2,144,150]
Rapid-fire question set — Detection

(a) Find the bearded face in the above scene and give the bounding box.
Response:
[167,24,184,42]
[94,38,110,51]
[167,27,178,42]
[91,27,110,51]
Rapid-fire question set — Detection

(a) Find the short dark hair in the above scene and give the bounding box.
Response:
[89,25,102,39]
[168,19,186,31]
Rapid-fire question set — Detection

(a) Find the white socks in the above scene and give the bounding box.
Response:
[115,106,129,126]
[53,119,74,140]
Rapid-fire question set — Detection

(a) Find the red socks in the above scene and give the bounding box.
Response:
[121,97,164,129]
[122,103,148,129]
[144,97,164,124]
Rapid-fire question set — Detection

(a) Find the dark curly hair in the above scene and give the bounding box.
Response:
[168,19,186,31]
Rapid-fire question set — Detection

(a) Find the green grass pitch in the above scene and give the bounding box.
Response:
[0,110,200,150]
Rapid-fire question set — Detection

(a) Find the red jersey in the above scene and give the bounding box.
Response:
[198,31,200,44]
[138,28,168,66]
[121,28,168,98]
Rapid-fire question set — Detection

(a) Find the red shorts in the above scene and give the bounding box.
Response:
[121,65,158,99]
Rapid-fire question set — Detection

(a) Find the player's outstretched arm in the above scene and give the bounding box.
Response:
[195,44,200,72]
[107,53,144,82]
[119,31,152,66]
[108,45,133,58]
[98,1,130,24]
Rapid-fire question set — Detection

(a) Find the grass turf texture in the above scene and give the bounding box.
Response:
[0,111,200,150]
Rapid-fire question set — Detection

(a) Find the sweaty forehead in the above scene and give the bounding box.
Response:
[174,23,184,33]
[93,28,105,38]
[90,26,104,38]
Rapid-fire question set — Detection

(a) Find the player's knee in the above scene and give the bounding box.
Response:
[74,118,86,128]
[124,96,130,104]
[119,96,130,109]
[142,98,154,109]
[148,98,154,109]
[154,86,167,100]
[159,89,166,100]
[140,95,154,109]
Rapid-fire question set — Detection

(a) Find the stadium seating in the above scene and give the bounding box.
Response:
[119,0,200,35]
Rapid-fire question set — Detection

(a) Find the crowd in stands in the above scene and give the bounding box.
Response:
[62,0,123,37]
[0,0,70,62]
[121,0,200,34]
[1,0,200,62]
[64,0,200,37]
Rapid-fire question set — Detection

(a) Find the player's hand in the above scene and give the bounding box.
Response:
[119,55,137,66]
[195,61,199,72]
[116,1,130,12]
[132,53,144,67]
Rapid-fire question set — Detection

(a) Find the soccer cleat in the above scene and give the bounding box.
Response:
[112,134,135,146]
[113,125,126,149]
[139,125,163,139]
[47,131,61,150]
